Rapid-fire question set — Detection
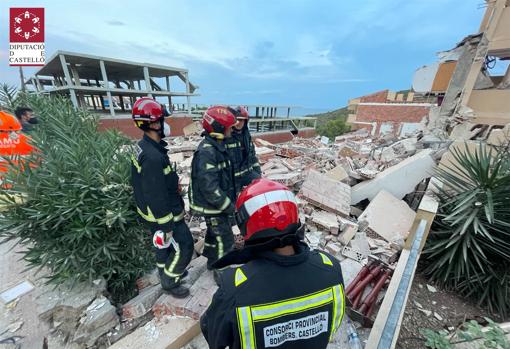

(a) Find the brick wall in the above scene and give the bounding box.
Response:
[359,90,389,103]
[254,128,316,144]
[98,116,194,139]
[356,104,430,123]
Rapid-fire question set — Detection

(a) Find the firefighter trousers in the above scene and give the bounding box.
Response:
[154,220,194,288]
[203,215,234,269]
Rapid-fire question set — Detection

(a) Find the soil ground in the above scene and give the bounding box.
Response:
[397,273,505,348]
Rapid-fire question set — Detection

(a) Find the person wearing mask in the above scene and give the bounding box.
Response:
[14,107,38,133]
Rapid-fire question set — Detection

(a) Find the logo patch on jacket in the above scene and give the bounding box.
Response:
[263,311,328,347]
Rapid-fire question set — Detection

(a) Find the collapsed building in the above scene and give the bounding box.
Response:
[9,0,508,348]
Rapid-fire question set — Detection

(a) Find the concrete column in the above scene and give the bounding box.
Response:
[143,66,153,98]
[185,72,191,114]
[99,60,115,117]
[287,107,290,118]
[165,75,172,108]
[59,54,79,108]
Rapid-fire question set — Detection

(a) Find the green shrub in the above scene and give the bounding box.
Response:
[0,91,153,302]
[316,118,350,140]
[421,318,510,349]
[422,143,510,317]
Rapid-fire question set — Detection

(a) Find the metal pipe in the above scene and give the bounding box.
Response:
[346,262,373,295]
[358,269,392,315]
[348,265,383,300]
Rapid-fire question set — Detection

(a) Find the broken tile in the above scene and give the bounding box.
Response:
[0,280,34,304]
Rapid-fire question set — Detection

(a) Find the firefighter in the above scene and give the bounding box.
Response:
[226,106,261,194]
[189,106,237,273]
[201,178,346,349]
[130,97,194,298]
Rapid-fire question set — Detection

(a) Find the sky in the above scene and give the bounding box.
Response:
[0,0,487,113]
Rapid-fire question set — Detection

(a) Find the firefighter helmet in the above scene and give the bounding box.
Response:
[235,179,300,245]
[132,97,163,129]
[0,111,22,132]
[233,106,249,120]
[202,106,236,135]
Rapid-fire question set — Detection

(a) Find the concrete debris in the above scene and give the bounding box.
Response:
[433,312,444,321]
[136,269,160,291]
[153,271,218,320]
[426,284,438,293]
[358,190,416,242]
[325,165,349,182]
[6,320,23,333]
[299,170,351,216]
[413,301,423,309]
[351,149,436,204]
[310,210,340,235]
[73,296,119,347]
[0,280,34,304]
[419,309,433,317]
[122,285,164,320]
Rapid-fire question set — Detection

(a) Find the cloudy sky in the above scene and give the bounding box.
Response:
[1,1,486,113]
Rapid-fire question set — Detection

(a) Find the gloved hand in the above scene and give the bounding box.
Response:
[153,230,173,249]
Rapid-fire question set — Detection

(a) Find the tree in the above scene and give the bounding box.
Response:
[316,118,350,140]
[0,90,154,301]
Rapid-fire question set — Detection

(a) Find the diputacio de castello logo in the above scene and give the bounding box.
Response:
[9,8,45,66]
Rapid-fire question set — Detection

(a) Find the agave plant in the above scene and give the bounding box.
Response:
[0,91,153,302]
[423,142,510,316]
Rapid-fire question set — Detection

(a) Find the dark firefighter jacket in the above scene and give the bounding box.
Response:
[226,126,261,192]
[200,242,345,349]
[189,134,236,217]
[131,134,185,232]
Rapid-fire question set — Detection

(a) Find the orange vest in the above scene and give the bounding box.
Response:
[0,132,35,187]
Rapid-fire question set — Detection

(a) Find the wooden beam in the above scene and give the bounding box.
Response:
[165,322,201,349]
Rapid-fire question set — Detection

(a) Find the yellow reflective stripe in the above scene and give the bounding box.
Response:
[219,197,231,211]
[131,155,142,173]
[319,252,333,266]
[235,268,248,287]
[235,168,249,177]
[226,142,241,148]
[250,288,333,321]
[164,241,181,278]
[156,263,165,268]
[174,210,185,222]
[330,284,345,339]
[203,143,212,148]
[218,161,230,169]
[190,203,223,215]
[163,165,172,175]
[237,306,256,349]
[205,163,216,170]
[137,206,174,224]
[216,235,224,259]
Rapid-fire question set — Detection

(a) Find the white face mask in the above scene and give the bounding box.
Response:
[163,122,171,137]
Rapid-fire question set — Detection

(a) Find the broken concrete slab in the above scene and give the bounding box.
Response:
[299,170,351,217]
[153,270,217,320]
[358,190,416,242]
[337,218,359,245]
[351,149,436,204]
[325,242,343,257]
[184,255,208,287]
[73,296,119,347]
[36,279,106,323]
[122,284,164,320]
[325,165,349,182]
[310,210,340,235]
[109,316,197,349]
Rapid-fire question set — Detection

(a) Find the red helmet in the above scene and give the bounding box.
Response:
[132,97,163,129]
[234,106,249,120]
[202,106,236,135]
[235,179,300,244]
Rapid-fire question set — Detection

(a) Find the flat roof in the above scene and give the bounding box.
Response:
[35,50,189,81]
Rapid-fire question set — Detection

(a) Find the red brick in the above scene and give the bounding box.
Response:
[360,90,389,103]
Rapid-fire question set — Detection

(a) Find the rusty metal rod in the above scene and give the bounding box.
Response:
[347,264,383,300]
[346,262,374,295]
[358,269,392,315]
